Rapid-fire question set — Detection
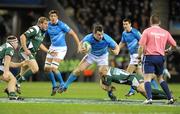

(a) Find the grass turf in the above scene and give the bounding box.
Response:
[0,82,180,114]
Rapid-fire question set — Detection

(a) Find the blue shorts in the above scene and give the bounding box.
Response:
[142,55,165,76]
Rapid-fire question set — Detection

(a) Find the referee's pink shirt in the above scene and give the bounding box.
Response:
[139,25,176,56]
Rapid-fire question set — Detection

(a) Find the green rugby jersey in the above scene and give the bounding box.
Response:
[105,67,143,85]
[0,43,14,65]
[20,25,46,54]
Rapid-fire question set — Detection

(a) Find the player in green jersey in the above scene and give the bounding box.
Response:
[16,17,55,91]
[0,35,25,100]
[100,67,169,101]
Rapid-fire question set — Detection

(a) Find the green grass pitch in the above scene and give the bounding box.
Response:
[0,82,180,114]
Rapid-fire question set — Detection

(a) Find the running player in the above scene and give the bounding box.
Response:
[58,23,119,93]
[17,17,54,89]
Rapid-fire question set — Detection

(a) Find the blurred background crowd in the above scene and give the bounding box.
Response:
[0,0,179,82]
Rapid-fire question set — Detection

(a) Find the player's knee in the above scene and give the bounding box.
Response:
[72,68,82,76]
[98,67,108,77]
[44,67,52,72]
[31,66,39,73]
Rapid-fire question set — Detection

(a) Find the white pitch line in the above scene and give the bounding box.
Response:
[0,98,179,106]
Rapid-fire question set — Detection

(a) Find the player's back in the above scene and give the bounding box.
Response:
[140,25,176,56]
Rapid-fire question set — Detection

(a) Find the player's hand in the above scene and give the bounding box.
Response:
[48,50,57,56]
[79,46,88,54]
[24,49,31,56]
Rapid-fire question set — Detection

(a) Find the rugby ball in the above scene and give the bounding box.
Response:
[82,41,91,52]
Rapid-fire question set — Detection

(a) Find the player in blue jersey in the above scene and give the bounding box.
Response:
[44,10,80,96]
[119,18,158,96]
[57,23,119,93]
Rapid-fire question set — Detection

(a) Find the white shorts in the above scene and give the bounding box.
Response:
[129,53,139,65]
[0,65,4,71]
[85,53,109,66]
[46,45,67,60]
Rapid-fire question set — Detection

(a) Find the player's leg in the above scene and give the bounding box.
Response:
[157,75,175,104]
[44,57,58,96]
[17,59,38,83]
[126,64,137,96]
[0,71,23,100]
[60,56,91,92]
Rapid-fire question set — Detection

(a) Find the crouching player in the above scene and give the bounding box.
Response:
[0,35,24,100]
[100,67,169,101]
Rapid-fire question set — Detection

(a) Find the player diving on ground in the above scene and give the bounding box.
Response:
[100,67,170,101]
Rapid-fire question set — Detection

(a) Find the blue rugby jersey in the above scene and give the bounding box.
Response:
[121,27,141,54]
[82,33,116,56]
[47,20,71,47]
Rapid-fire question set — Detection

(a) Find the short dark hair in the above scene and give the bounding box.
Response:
[150,14,160,24]
[123,18,131,24]
[37,17,48,24]
[49,10,58,16]
[93,23,103,33]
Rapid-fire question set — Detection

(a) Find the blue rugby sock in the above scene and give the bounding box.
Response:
[48,72,56,88]
[55,71,64,86]
[151,79,159,89]
[144,82,152,100]
[160,81,172,100]
[64,73,77,88]
[129,86,135,93]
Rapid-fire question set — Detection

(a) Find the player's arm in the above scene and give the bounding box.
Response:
[68,30,80,52]
[39,44,57,56]
[10,61,27,68]
[20,34,31,56]
[137,45,144,62]
[3,55,11,81]
[118,42,125,53]
[110,44,119,55]
[39,43,49,53]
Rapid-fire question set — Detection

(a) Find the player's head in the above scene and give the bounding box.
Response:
[93,23,104,41]
[150,14,161,25]
[37,16,48,31]
[123,18,131,32]
[49,10,59,24]
[6,35,18,49]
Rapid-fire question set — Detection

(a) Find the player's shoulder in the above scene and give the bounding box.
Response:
[103,33,112,39]
[131,27,139,32]
[84,33,93,38]
[30,25,40,33]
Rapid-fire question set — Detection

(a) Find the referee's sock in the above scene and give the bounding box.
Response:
[144,82,152,100]
[160,81,172,100]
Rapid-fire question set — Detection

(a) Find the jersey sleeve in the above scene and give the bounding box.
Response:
[139,29,148,47]
[121,32,126,43]
[82,34,91,43]
[105,34,117,49]
[5,47,14,57]
[61,22,71,33]
[24,26,38,38]
[167,32,176,47]
[135,30,141,41]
